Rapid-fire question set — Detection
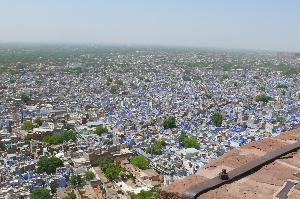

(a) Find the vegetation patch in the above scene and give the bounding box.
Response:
[42,130,77,145]
[163,116,176,129]
[145,139,166,155]
[37,156,63,174]
[130,155,149,170]
[255,94,273,103]
[179,133,199,149]
[211,112,224,127]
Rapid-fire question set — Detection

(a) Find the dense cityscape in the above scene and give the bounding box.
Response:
[0,45,300,198]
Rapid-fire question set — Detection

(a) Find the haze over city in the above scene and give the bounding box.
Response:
[0,0,300,51]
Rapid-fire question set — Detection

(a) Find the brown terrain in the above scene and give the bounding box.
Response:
[161,128,300,199]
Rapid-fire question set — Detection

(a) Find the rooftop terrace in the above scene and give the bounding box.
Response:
[161,128,300,199]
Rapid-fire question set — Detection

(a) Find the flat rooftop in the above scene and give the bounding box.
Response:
[161,128,300,199]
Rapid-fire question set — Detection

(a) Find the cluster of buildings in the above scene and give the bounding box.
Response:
[0,47,300,198]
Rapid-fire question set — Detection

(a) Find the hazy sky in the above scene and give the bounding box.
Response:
[0,0,299,51]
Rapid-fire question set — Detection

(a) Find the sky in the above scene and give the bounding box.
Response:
[0,0,299,51]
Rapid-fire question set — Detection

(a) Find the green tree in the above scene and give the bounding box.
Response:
[163,117,176,129]
[30,187,51,199]
[255,94,272,103]
[179,133,188,142]
[42,130,77,145]
[94,125,108,135]
[179,133,199,149]
[22,121,34,130]
[97,157,113,168]
[104,163,123,180]
[184,137,199,149]
[97,157,123,180]
[130,155,149,170]
[69,174,84,188]
[129,188,161,199]
[37,156,63,174]
[84,171,95,181]
[145,139,166,155]
[21,93,30,104]
[115,79,123,86]
[211,112,224,127]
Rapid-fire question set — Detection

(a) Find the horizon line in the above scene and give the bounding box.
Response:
[0,41,295,53]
